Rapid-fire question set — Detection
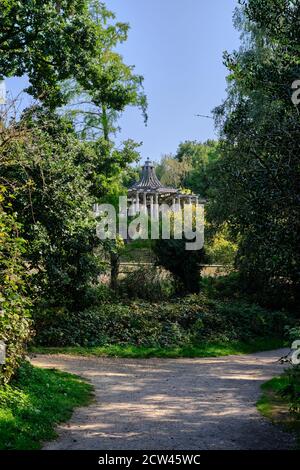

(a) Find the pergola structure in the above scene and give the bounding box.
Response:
[128,158,203,216]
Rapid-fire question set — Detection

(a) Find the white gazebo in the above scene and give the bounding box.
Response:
[128,158,203,216]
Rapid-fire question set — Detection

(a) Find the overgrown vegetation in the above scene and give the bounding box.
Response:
[118,265,175,301]
[33,293,291,348]
[155,140,237,269]
[0,0,146,383]
[257,366,300,447]
[0,362,93,450]
[208,0,300,310]
[153,0,300,312]
[0,176,32,386]
[152,239,205,294]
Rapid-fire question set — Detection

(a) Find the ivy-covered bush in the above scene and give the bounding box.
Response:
[1,109,104,313]
[118,265,175,301]
[33,294,291,348]
[152,238,205,294]
[0,198,32,384]
[284,324,300,344]
[280,366,300,414]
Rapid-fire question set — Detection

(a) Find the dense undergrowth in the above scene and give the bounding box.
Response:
[33,291,292,349]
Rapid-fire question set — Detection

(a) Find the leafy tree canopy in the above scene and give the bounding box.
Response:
[209,0,300,308]
[0,0,147,115]
[156,140,219,198]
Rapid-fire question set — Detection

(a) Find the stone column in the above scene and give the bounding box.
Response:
[154,193,159,220]
[133,194,137,215]
[150,194,154,219]
[143,192,147,214]
[136,192,140,212]
[171,197,176,213]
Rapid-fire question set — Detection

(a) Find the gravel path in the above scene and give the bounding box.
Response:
[32,349,295,450]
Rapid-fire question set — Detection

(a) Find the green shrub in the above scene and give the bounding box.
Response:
[152,239,205,294]
[118,265,175,301]
[73,284,114,307]
[202,273,299,314]
[33,294,291,348]
[33,302,191,347]
[0,202,32,384]
[205,227,237,266]
[284,325,300,344]
[200,272,243,300]
[192,300,289,343]
[280,366,300,414]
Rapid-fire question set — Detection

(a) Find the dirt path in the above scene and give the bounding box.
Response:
[32,349,295,450]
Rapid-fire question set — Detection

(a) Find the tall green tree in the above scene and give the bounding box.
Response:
[156,140,219,198]
[53,1,147,136]
[153,238,205,295]
[1,107,103,311]
[175,140,219,197]
[209,0,300,308]
[1,1,147,299]
[0,194,32,384]
[0,0,147,115]
[0,104,32,384]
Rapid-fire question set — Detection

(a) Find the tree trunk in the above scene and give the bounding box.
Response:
[110,252,120,290]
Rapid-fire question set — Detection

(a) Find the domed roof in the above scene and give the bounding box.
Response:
[130,159,178,194]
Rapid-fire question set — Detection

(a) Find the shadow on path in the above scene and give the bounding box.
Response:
[32,349,295,450]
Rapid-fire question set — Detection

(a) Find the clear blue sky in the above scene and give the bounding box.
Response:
[6,0,240,162]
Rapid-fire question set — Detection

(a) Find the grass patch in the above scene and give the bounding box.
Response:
[257,370,300,448]
[0,362,93,450]
[31,338,285,359]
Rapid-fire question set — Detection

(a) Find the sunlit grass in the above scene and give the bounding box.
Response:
[257,372,300,448]
[0,362,93,450]
[31,338,284,359]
